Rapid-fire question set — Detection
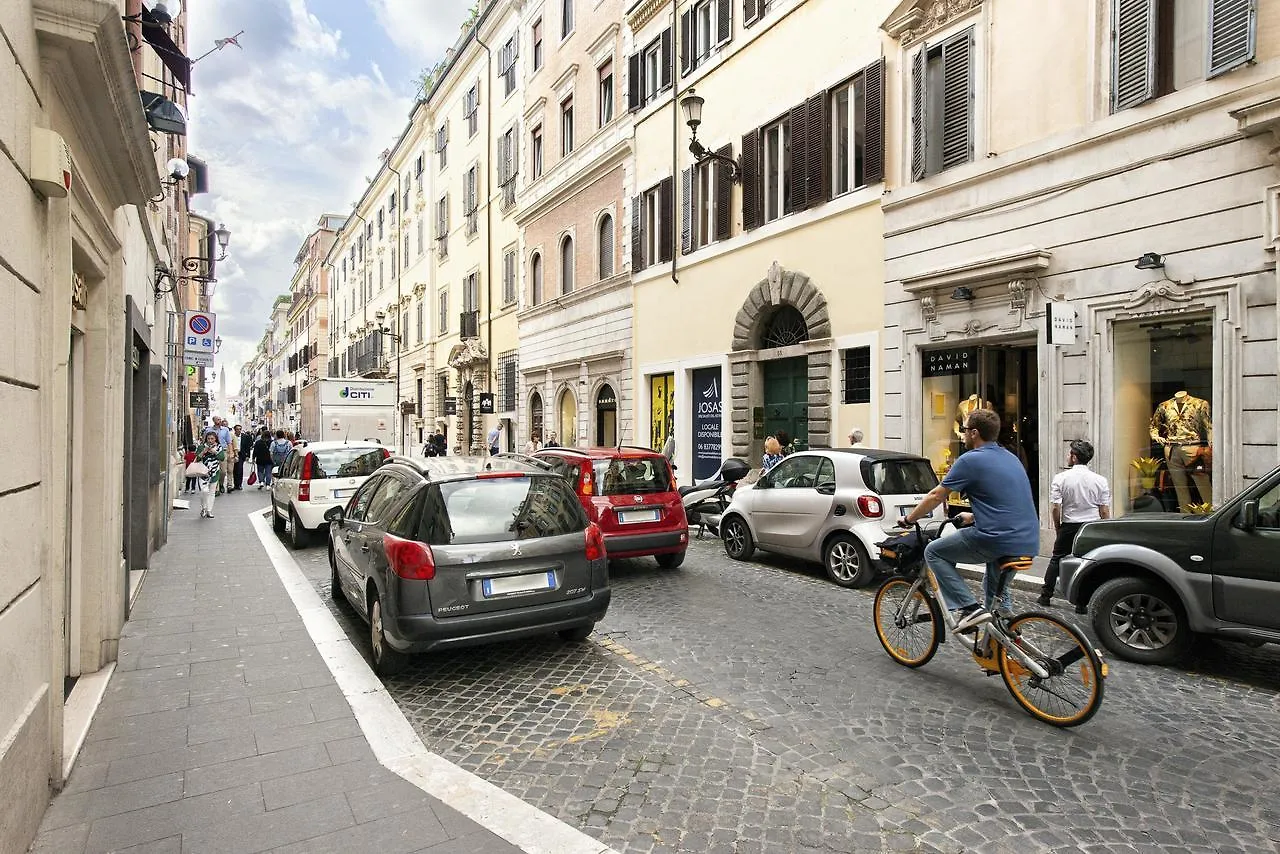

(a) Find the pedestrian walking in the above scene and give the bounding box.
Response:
[1040,440,1111,606]
[196,431,225,518]
[231,424,251,490]
[182,445,198,493]
[762,436,785,473]
[270,430,293,470]
[524,432,542,454]
[487,424,502,456]
[253,429,275,488]
[544,432,560,448]
[214,418,233,494]
[431,428,447,457]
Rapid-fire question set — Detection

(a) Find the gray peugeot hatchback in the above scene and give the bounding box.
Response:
[325,455,611,675]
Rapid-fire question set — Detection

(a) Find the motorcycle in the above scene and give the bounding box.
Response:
[679,458,751,539]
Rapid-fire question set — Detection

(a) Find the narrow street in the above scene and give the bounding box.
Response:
[283,507,1280,854]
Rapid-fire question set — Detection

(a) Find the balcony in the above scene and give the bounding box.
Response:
[357,352,389,377]
[459,310,479,340]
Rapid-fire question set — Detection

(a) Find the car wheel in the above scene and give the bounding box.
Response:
[656,551,685,570]
[272,501,286,534]
[558,625,593,642]
[722,516,755,561]
[824,534,874,588]
[329,545,344,605]
[1090,576,1193,665]
[289,508,309,550]
[368,590,409,676]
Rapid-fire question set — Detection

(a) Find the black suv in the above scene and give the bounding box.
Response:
[325,456,611,675]
[1060,464,1280,664]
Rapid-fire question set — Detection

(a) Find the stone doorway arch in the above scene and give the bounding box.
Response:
[728,262,834,459]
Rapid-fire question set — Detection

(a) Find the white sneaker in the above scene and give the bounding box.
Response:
[953,606,992,634]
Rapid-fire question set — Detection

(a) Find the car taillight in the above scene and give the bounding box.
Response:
[384,534,435,580]
[381,448,391,461]
[299,454,313,501]
[584,523,606,561]
[857,495,884,518]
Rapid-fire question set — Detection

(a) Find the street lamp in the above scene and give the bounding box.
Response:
[154,222,233,298]
[214,336,223,353]
[373,310,402,343]
[680,89,742,183]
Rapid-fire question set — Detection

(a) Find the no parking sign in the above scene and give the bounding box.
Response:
[185,311,217,353]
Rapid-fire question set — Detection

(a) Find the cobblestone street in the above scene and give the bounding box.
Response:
[291,522,1280,854]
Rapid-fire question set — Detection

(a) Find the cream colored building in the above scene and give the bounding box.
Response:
[878,0,1280,540]
[627,0,894,480]
[516,0,633,450]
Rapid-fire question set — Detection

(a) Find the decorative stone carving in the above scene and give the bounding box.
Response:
[1125,277,1193,309]
[72,270,87,311]
[731,265,831,351]
[882,0,983,46]
[920,295,937,323]
[447,337,489,370]
[1008,280,1027,312]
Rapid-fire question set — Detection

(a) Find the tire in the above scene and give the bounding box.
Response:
[1090,576,1192,665]
[823,534,875,588]
[998,611,1105,727]
[873,577,942,667]
[329,545,344,605]
[368,591,409,677]
[289,508,309,550]
[722,516,755,561]
[272,502,286,534]
[558,625,593,642]
[656,551,685,569]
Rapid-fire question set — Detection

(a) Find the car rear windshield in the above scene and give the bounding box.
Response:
[309,447,385,479]
[592,457,673,495]
[866,459,938,495]
[415,475,589,545]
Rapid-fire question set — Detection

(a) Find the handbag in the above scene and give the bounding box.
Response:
[247,469,257,486]
[185,461,209,478]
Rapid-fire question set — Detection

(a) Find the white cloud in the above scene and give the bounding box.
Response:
[185,0,415,396]
[365,0,476,65]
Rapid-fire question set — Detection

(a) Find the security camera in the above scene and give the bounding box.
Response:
[166,158,190,180]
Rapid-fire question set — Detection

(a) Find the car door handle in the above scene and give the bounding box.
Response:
[360,544,371,553]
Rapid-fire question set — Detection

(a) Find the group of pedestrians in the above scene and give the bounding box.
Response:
[182,419,296,519]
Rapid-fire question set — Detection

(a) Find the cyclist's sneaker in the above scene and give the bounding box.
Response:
[953,604,992,634]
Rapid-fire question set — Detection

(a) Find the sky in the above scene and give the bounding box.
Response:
[186,0,475,398]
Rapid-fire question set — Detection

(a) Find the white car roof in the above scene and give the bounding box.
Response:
[294,441,384,452]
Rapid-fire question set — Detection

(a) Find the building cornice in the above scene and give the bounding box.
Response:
[586,24,620,65]
[627,0,668,33]
[881,0,982,47]
[898,246,1051,295]
[517,270,630,322]
[515,134,631,224]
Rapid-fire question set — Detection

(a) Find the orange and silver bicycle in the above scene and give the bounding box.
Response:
[873,520,1107,727]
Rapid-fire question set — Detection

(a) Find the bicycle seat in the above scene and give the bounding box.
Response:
[996,556,1034,573]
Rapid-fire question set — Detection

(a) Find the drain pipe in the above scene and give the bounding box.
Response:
[477,30,495,443]
[670,0,680,285]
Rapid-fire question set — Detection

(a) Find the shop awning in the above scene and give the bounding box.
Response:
[139,7,192,92]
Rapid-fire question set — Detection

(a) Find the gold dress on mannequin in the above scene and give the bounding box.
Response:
[1149,390,1212,512]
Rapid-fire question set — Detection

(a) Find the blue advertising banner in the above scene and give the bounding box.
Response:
[691,367,722,481]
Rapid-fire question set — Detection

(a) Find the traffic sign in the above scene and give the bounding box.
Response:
[184,351,214,368]
[184,311,217,354]
[189,391,209,408]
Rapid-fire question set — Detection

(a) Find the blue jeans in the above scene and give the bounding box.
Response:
[923,527,1013,612]
[257,463,273,485]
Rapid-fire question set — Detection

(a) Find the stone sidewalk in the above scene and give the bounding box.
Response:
[30,489,536,854]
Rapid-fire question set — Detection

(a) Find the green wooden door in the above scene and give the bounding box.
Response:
[762,357,808,450]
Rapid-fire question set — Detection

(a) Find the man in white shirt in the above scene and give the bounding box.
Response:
[1040,440,1111,606]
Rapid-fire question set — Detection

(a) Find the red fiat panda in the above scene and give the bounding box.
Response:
[534,447,689,568]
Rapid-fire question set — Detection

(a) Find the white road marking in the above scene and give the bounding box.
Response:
[248,512,617,854]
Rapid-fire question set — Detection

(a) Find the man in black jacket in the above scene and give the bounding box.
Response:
[231,424,254,490]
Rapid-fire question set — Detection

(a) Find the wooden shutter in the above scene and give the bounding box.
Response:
[717,0,732,46]
[741,129,761,231]
[805,92,828,207]
[631,195,644,270]
[658,176,674,262]
[628,52,642,110]
[786,103,807,214]
[910,49,926,181]
[1111,0,1156,111]
[1208,0,1256,78]
[681,167,693,254]
[599,215,614,278]
[660,28,673,91]
[680,10,692,74]
[714,144,733,241]
[744,0,759,27]
[862,57,885,184]
[940,28,974,171]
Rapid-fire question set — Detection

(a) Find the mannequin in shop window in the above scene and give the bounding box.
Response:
[1149,390,1212,512]
[954,394,993,451]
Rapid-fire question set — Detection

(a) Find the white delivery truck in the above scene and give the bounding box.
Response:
[304,378,397,445]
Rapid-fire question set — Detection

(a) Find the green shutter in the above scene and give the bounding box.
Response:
[940,28,974,171]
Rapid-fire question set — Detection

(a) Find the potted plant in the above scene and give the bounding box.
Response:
[1131,457,1160,490]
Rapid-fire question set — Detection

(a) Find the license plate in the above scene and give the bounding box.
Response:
[333,489,353,498]
[898,506,912,519]
[482,571,555,598]
[618,509,660,524]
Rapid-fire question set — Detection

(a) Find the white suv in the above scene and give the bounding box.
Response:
[271,441,389,548]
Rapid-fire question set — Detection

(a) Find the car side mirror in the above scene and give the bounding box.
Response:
[1237,499,1259,531]
[272,466,280,478]
[816,482,836,496]
[324,505,344,524]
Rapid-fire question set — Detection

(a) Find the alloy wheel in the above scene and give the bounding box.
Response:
[1108,593,1179,651]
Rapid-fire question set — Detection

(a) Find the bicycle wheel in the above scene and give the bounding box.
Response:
[997,611,1104,727]
[873,577,941,668]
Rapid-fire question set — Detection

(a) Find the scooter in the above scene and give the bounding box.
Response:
[679,458,750,538]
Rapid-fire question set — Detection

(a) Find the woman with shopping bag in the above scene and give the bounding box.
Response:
[194,430,225,518]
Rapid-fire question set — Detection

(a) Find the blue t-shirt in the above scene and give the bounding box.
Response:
[941,444,1040,555]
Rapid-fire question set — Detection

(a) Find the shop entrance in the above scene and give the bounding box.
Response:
[920,344,1040,508]
[763,356,809,451]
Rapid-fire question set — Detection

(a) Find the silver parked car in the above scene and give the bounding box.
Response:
[720,449,942,587]
[325,456,611,676]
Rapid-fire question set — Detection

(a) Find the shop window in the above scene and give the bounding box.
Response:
[1113,317,1214,516]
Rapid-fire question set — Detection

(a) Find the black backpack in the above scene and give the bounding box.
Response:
[875,528,928,576]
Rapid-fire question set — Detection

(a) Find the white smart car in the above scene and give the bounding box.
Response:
[271,441,389,549]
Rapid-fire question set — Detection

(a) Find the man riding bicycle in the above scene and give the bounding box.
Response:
[903,408,1040,634]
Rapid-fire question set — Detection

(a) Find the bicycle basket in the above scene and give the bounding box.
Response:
[875,528,927,576]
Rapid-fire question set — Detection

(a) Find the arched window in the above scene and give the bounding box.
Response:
[598,214,614,280]
[530,252,542,305]
[560,235,575,295]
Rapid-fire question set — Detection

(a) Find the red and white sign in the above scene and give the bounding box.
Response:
[185,311,217,353]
